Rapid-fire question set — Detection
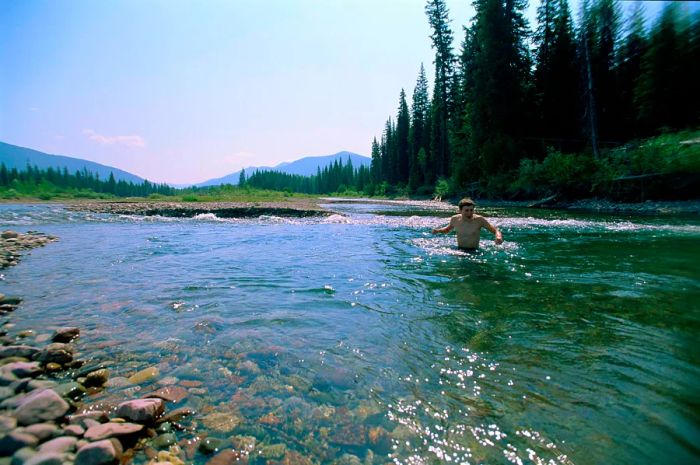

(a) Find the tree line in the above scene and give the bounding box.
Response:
[371,0,699,197]
[240,158,373,194]
[0,163,175,198]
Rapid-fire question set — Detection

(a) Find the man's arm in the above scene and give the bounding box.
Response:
[481,218,503,244]
[432,216,455,234]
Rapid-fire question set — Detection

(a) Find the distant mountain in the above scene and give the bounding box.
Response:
[0,141,145,184]
[196,151,370,187]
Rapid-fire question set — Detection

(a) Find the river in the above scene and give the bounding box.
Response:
[1,201,698,465]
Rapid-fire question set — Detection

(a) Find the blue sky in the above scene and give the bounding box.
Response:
[0,0,680,184]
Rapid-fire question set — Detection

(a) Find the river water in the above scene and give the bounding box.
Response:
[0,202,698,465]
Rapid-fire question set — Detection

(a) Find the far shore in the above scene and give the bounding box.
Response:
[1,196,699,216]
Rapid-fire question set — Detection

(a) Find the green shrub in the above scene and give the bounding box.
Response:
[434,178,451,199]
[38,193,53,200]
[181,194,200,202]
[1,189,19,199]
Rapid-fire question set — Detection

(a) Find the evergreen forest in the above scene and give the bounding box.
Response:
[367,0,699,200]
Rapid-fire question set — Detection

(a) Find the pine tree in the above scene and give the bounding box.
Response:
[617,2,646,140]
[636,2,684,133]
[470,0,532,177]
[107,172,117,194]
[409,64,431,189]
[591,0,621,143]
[534,0,580,151]
[238,168,247,186]
[426,0,455,179]
[396,89,411,184]
[370,138,382,184]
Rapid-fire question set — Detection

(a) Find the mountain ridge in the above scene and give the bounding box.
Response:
[195,150,370,187]
[0,141,145,184]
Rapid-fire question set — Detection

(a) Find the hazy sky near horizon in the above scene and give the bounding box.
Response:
[0,0,673,184]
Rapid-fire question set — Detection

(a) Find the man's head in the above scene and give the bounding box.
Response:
[458,198,476,217]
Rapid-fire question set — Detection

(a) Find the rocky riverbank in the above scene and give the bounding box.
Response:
[65,201,330,218]
[1,232,58,270]
[0,313,206,465]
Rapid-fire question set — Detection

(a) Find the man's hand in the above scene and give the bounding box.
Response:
[495,231,504,245]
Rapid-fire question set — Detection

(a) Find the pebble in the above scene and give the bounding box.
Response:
[38,436,79,454]
[74,439,122,465]
[84,369,109,388]
[14,389,70,425]
[0,431,39,455]
[51,328,80,344]
[127,367,159,384]
[23,423,58,441]
[23,452,64,465]
[11,446,37,465]
[83,422,143,441]
[145,386,187,403]
[152,433,176,449]
[115,398,164,423]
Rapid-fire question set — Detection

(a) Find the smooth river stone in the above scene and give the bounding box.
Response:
[0,362,42,379]
[75,439,122,465]
[37,344,73,365]
[127,367,159,384]
[0,415,17,434]
[0,346,40,359]
[145,386,187,403]
[51,327,80,343]
[84,422,143,440]
[15,389,70,425]
[0,431,39,455]
[116,398,164,423]
[84,369,109,388]
[23,452,64,465]
[24,423,59,441]
[157,407,196,424]
[38,436,78,454]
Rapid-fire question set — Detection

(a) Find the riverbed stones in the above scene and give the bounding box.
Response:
[115,398,164,423]
[0,415,17,434]
[38,436,78,454]
[84,422,143,440]
[23,452,64,465]
[157,408,195,424]
[68,411,110,426]
[145,386,187,403]
[50,328,80,344]
[0,431,39,455]
[37,344,73,365]
[24,423,58,441]
[2,362,43,379]
[127,367,159,385]
[74,439,122,465]
[0,346,40,360]
[84,369,109,388]
[0,231,58,269]
[14,389,70,425]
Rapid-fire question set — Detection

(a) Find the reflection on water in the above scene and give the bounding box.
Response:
[0,202,699,465]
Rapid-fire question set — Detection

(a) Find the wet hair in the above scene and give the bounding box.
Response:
[458,198,476,209]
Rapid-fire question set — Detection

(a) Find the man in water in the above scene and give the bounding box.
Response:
[431,198,503,251]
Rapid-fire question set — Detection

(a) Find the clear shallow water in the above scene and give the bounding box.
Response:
[1,202,699,465]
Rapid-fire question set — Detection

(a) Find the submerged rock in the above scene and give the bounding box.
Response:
[115,398,164,423]
[127,367,159,384]
[51,327,80,343]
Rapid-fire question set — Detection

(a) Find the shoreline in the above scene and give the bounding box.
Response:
[1,197,699,219]
[64,200,331,218]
